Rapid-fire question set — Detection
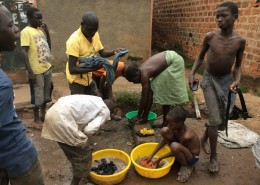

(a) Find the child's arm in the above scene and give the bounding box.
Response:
[152,151,173,168]
[189,33,211,90]
[230,38,246,92]
[145,139,167,161]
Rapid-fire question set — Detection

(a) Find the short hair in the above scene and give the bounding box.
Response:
[124,64,140,81]
[218,1,238,16]
[168,106,187,123]
[26,7,40,18]
[82,12,98,25]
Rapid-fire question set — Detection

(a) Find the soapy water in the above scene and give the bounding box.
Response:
[91,157,127,175]
[136,156,170,169]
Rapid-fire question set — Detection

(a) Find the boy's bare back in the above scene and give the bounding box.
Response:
[205,30,246,77]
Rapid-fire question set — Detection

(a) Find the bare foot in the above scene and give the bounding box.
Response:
[207,158,218,173]
[201,137,210,154]
[176,165,194,183]
[28,120,43,130]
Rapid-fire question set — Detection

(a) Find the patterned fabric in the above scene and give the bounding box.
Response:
[20,26,52,74]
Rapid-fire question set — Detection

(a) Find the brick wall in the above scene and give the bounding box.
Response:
[153,0,260,78]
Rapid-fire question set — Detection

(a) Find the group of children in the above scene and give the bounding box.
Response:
[0,1,246,184]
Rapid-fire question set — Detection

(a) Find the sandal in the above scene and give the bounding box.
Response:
[176,165,194,183]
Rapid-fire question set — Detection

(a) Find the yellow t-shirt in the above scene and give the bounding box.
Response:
[20,26,52,74]
[66,27,104,86]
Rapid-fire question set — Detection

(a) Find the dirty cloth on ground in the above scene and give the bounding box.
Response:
[42,95,110,147]
[150,50,189,105]
[201,70,236,127]
[252,137,260,168]
[218,121,259,148]
[79,49,128,86]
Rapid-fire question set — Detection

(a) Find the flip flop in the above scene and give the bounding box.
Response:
[176,165,194,183]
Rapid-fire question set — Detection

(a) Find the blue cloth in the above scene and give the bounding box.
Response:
[79,49,128,86]
[112,49,128,71]
[0,69,38,177]
[79,57,115,85]
[187,155,199,166]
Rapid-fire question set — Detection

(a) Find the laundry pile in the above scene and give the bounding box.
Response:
[91,158,118,175]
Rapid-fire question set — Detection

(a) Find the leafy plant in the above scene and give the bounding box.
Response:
[115,91,141,111]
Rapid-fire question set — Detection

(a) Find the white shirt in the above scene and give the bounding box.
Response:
[41,95,110,147]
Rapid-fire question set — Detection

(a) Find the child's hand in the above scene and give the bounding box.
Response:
[143,156,152,162]
[152,158,161,168]
[230,83,238,93]
[114,48,124,54]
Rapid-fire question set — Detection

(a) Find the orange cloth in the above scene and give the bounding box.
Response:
[92,60,124,78]
[140,159,155,169]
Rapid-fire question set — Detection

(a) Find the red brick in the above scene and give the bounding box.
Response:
[254,55,260,63]
[241,2,249,8]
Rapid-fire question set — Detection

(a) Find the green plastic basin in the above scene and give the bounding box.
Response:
[125,111,157,127]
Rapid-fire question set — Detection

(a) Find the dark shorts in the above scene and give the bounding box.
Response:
[187,155,199,166]
[58,142,92,179]
[69,81,98,95]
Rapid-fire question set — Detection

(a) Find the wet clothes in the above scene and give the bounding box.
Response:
[79,49,128,86]
[151,50,189,105]
[201,70,236,127]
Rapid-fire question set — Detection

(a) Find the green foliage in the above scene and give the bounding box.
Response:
[184,61,204,75]
[239,86,248,93]
[115,91,141,110]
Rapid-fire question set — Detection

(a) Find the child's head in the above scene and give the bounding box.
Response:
[0,5,19,52]
[166,106,187,130]
[218,2,238,16]
[27,7,42,28]
[124,64,141,84]
[81,12,99,40]
[216,2,238,29]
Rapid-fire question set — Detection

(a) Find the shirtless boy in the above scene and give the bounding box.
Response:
[145,107,200,183]
[189,2,246,172]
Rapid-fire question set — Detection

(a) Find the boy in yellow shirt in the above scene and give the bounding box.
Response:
[66,12,121,95]
[21,7,53,129]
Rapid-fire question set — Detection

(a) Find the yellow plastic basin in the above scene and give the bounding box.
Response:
[90,149,131,185]
[130,142,175,179]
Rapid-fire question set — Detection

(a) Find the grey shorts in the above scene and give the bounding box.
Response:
[58,142,92,179]
[201,81,223,127]
[35,67,53,107]
[0,157,44,185]
[200,70,235,127]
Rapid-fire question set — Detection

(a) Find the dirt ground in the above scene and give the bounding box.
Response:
[16,71,260,185]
